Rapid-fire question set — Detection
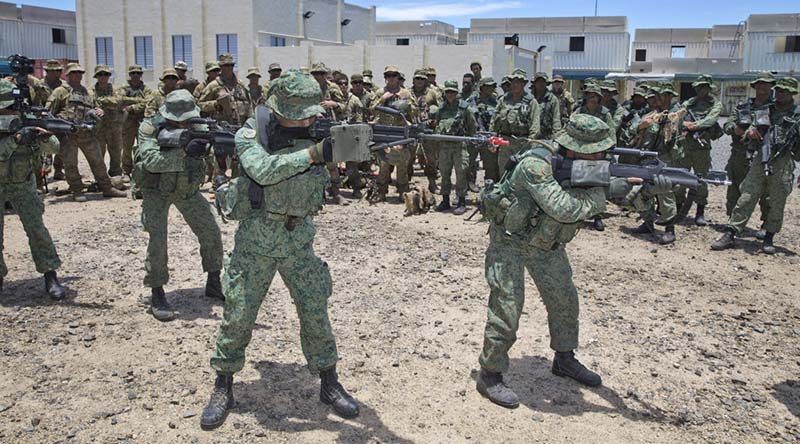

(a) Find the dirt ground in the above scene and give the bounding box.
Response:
[1,148,800,444]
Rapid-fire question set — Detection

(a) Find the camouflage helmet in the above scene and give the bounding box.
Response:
[93,64,112,77]
[507,68,527,82]
[0,78,15,109]
[631,87,646,98]
[750,72,776,87]
[555,114,615,154]
[774,77,799,94]
[350,73,364,83]
[443,80,459,93]
[218,53,235,66]
[160,89,200,122]
[692,74,713,89]
[478,77,497,88]
[266,69,324,120]
[600,80,618,93]
[44,59,63,71]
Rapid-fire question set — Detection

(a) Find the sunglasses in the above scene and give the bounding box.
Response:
[384,73,398,78]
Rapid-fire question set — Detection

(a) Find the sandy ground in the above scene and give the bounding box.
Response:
[1,130,799,444]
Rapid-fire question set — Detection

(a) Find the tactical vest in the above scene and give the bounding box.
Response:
[536,93,558,138]
[436,101,469,137]
[58,85,95,124]
[494,93,534,136]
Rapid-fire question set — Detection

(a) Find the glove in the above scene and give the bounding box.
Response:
[605,177,633,200]
[185,139,209,158]
[309,138,333,164]
[643,175,673,196]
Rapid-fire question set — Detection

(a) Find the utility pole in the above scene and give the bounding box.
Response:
[594,0,598,16]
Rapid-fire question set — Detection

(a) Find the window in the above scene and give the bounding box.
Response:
[569,36,585,52]
[270,36,286,47]
[634,49,647,62]
[95,37,113,67]
[671,45,686,58]
[396,38,409,46]
[216,34,238,63]
[785,35,800,52]
[52,28,66,44]
[134,36,153,69]
[172,35,192,69]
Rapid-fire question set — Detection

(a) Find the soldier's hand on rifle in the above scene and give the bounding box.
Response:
[93,107,105,118]
[15,127,51,145]
[746,128,763,141]
[185,139,209,158]
[308,139,333,164]
[684,121,697,131]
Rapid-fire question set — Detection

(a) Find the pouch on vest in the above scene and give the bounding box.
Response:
[215,175,253,221]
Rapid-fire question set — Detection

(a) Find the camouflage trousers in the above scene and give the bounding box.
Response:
[479,238,579,373]
[211,240,338,374]
[0,177,61,278]
[140,176,223,288]
[122,119,142,176]
[466,142,479,183]
[726,149,768,220]
[481,145,500,183]
[63,132,113,193]
[728,153,794,235]
[378,145,411,194]
[438,143,468,199]
[405,141,438,182]
[97,121,124,177]
[672,142,711,207]
[345,161,372,191]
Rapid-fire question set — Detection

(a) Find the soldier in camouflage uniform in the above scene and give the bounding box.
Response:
[172,61,199,95]
[433,80,476,215]
[468,77,499,184]
[461,73,475,102]
[134,90,223,321]
[712,77,800,254]
[410,69,441,192]
[600,80,625,131]
[246,67,270,107]
[500,76,511,94]
[531,72,562,139]
[425,67,443,101]
[370,65,418,199]
[47,63,126,202]
[362,69,375,93]
[201,70,359,430]
[616,87,650,150]
[310,62,348,204]
[90,65,124,177]
[475,114,674,408]
[349,73,372,121]
[193,62,221,102]
[490,69,541,180]
[118,65,153,176]
[35,60,67,182]
[0,79,65,299]
[145,70,180,118]
[338,73,370,198]
[673,75,723,226]
[551,74,574,128]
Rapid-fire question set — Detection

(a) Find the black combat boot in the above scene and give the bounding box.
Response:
[200,373,234,430]
[44,271,65,300]
[755,224,767,240]
[694,205,708,226]
[319,366,359,418]
[592,216,605,231]
[476,369,519,409]
[711,227,736,251]
[149,287,176,322]
[206,271,224,301]
[675,200,691,223]
[630,220,655,234]
[435,195,451,212]
[552,351,602,387]
[761,232,776,255]
[452,197,467,216]
[352,188,363,199]
[659,225,676,245]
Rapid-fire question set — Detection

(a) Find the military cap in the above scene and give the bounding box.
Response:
[128,64,144,74]
[160,89,200,121]
[0,79,15,109]
[600,80,618,93]
[93,64,112,77]
[174,61,188,71]
[218,53,235,66]
[750,72,776,86]
[470,61,482,68]
[478,77,497,88]
[774,77,799,94]
[350,73,364,83]
[160,68,179,81]
[413,69,427,80]
[508,68,528,82]
[44,59,63,71]
[533,72,550,84]
[362,69,373,77]
[383,65,400,75]
[692,74,713,88]
[65,63,85,75]
[443,80,459,93]
[583,83,602,96]
[246,67,262,78]
[266,70,324,120]
[268,63,282,72]
[310,62,329,74]
[659,82,677,96]
[551,74,565,83]
[555,114,615,154]
[205,61,220,73]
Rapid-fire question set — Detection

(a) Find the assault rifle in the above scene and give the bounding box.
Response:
[155,117,239,159]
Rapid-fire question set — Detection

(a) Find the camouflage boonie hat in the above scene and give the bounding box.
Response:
[659,82,677,96]
[583,83,602,96]
[645,85,660,99]
[160,89,200,122]
[551,74,565,83]
[501,75,511,86]
[398,71,406,81]
[310,62,329,74]
[268,63,282,72]
[266,70,324,120]
[93,65,112,77]
[443,80,459,93]
[0,79,15,109]
[362,77,373,86]
[362,69,373,77]
[508,69,527,82]
[533,72,550,84]
[631,87,646,97]
[478,77,497,88]
[44,59,63,71]
[600,80,618,93]
[160,68,179,81]
[583,77,598,87]
[128,64,144,74]
[750,72,776,86]
[692,74,713,88]
[555,114,615,154]
[205,61,220,73]
[174,61,188,71]
[424,67,436,76]
[383,65,400,75]
[218,53,235,66]
[350,73,363,82]
[774,77,799,94]
[65,63,85,75]
[413,69,427,80]
[246,67,262,78]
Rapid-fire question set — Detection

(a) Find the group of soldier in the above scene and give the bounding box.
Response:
[1,52,799,430]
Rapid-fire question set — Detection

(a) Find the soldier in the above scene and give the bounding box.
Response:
[349,73,373,121]
[310,62,348,205]
[90,65,123,177]
[134,90,224,321]
[36,60,67,180]
[433,80,476,215]
[600,80,625,130]
[338,74,370,198]
[246,67,269,107]
[673,74,723,226]
[712,77,800,254]
[173,61,199,95]
[362,69,374,93]
[461,73,475,101]
[500,75,511,94]
[47,63,126,202]
[425,67,443,99]
[145,69,180,118]
[267,63,282,81]
[370,65,418,199]
[616,87,650,150]
[470,61,483,83]
[118,65,153,177]
[201,70,359,429]
[468,77,499,184]
[475,114,674,408]
[0,79,65,299]
[410,69,440,193]
[489,69,541,180]
[551,74,574,128]
[193,62,221,102]
[531,72,562,140]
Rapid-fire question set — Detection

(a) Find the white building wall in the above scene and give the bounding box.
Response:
[743,32,800,72]
[632,41,708,61]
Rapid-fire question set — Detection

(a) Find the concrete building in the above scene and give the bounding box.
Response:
[630,25,743,73]
[0,1,77,69]
[742,13,800,73]
[76,0,375,84]
[375,20,457,46]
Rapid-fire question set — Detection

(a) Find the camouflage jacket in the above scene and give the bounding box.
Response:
[352,90,373,122]
[533,91,563,139]
[117,82,153,122]
[412,86,439,123]
[434,99,476,149]
[32,77,65,107]
[47,84,97,126]
[724,98,772,154]
[0,132,60,184]
[369,87,418,126]
[617,101,650,147]
[678,95,723,148]
[144,86,177,118]
[319,80,345,120]
[90,82,122,126]
[249,83,270,108]
[552,89,575,127]
[135,115,207,190]
[467,94,498,132]
[490,92,541,139]
[342,93,365,123]
[197,75,252,125]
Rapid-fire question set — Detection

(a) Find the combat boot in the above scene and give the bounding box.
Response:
[658,225,676,245]
[694,205,708,226]
[320,366,359,418]
[206,271,224,301]
[761,232,776,255]
[476,369,519,409]
[352,188,363,199]
[711,227,736,251]
[52,170,65,181]
[200,373,234,430]
[149,287,176,322]
[44,271,65,300]
[468,181,480,193]
[72,192,87,203]
[755,224,767,240]
[675,201,691,223]
[552,351,602,387]
[592,216,605,231]
[102,187,127,198]
[435,195,451,212]
[428,178,438,194]
[452,197,467,216]
[630,220,655,234]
